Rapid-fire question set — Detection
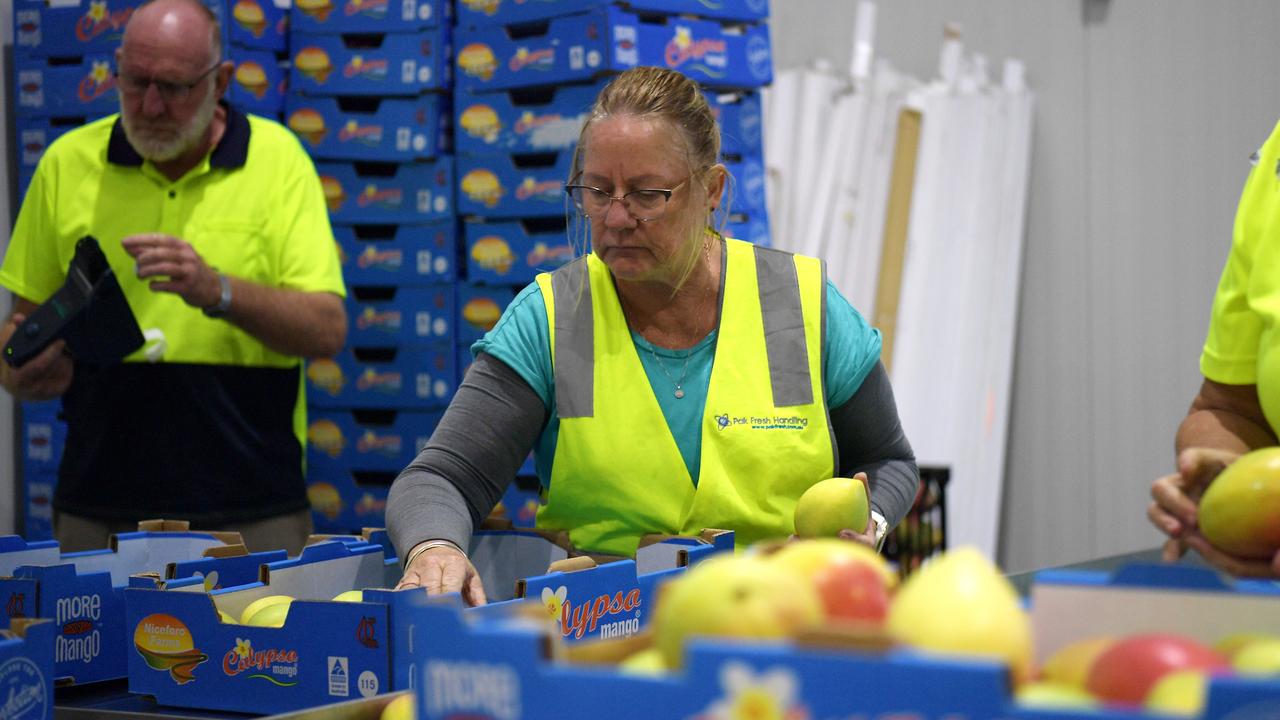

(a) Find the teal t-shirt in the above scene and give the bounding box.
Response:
[474,279,881,487]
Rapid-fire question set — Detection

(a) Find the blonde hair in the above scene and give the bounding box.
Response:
[568,67,731,291]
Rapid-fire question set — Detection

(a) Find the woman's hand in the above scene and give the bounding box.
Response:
[395,544,488,606]
[1148,447,1238,561]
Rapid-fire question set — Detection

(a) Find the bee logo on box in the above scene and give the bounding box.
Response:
[75,1,133,44]
[664,27,728,78]
[77,61,116,104]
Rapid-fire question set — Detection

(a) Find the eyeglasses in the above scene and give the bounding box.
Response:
[564,177,690,223]
[116,62,221,102]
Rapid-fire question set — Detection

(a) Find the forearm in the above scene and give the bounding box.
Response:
[1174,408,1276,456]
[219,278,346,358]
[832,361,920,529]
[386,351,548,556]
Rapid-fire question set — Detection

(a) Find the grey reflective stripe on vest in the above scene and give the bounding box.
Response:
[755,244,814,407]
[552,258,594,418]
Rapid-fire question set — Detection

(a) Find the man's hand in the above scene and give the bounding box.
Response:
[1148,447,1239,562]
[395,545,488,607]
[122,233,221,310]
[0,312,73,400]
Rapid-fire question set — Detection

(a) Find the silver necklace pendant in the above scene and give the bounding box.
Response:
[674,388,685,399]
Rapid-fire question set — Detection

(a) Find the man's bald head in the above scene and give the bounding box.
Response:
[122,0,222,67]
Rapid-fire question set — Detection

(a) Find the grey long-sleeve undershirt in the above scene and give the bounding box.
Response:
[386,352,919,558]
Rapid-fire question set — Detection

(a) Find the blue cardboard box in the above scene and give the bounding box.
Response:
[290,28,451,96]
[14,116,82,189]
[464,218,576,285]
[724,152,766,216]
[166,549,291,591]
[406,560,1280,720]
[229,48,287,118]
[0,531,241,685]
[455,81,600,155]
[710,89,763,157]
[306,466,399,533]
[126,540,402,714]
[454,82,762,157]
[318,158,455,224]
[15,54,118,118]
[14,0,287,57]
[346,285,457,346]
[455,6,772,92]
[286,94,450,162]
[455,283,519,342]
[22,471,56,542]
[124,530,715,714]
[207,0,289,52]
[0,619,57,720]
[291,0,449,34]
[455,0,769,27]
[20,401,65,478]
[305,346,457,409]
[724,208,769,247]
[334,222,459,285]
[457,150,572,219]
[14,0,142,58]
[307,409,440,473]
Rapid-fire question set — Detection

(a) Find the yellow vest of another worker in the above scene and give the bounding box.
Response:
[534,237,835,556]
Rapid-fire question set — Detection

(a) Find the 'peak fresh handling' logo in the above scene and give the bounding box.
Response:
[716,414,809,431]
[664,27,727,78]
[540,586,641,640]
[76,1,133,43]
[223,637,300,686]
[0,656,46,720]
[134,614,208,685]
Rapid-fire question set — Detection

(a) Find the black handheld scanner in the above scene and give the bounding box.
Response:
[3,236,145,368]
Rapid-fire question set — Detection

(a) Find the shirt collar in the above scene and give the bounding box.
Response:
[106,101,251,169]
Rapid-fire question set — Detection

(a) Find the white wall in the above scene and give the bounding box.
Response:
[770,0,1280,573]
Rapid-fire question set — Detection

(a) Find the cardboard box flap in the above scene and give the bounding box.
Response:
[469,530,572,603]
[1030,562,1280,665]
[255,540,389,600]
[0,535,62,576]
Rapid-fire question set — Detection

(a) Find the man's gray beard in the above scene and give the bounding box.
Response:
[120,83,218,163]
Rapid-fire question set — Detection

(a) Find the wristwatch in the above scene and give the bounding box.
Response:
[871,510,889,551]
[202,271,232,318]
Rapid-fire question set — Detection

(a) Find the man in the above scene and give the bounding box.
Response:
[0,0,347,554]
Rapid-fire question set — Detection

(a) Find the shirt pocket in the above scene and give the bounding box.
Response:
[185,220,271,284]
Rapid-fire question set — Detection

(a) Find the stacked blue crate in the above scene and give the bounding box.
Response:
[290,0,456,533]
[452,0,774,255]
[18,401,64,540]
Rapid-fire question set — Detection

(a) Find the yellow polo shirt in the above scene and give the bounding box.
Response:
[1202,119,1280,434]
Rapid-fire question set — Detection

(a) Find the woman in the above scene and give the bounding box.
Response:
[1149,119,1280,579]
[388,67,919,604]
